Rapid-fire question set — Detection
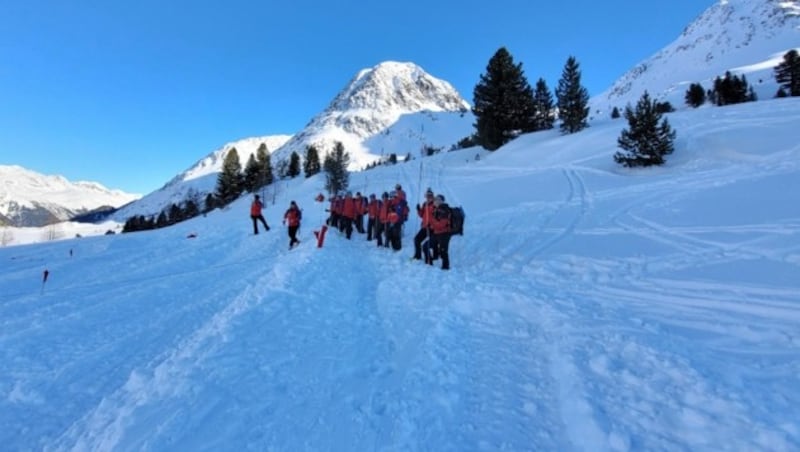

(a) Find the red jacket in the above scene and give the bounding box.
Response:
[430,204,451,234]
[342,197,357,219]
[250,200,263,216]
[368,199,381,218]
[417,201,435,228]
[284,207,301,227]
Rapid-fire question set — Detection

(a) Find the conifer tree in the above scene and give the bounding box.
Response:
[323,141,350,195]
[685,83,706,108]
[288,151,301,178]
[255,143,273,190]
[204,193,217,212]
[303,144,321,178]
[243,154,260,193]
[775,49,800,97]
[614,91,677,168]
[611,107,621,119]
[712,72,752,106]
[472,47,538,150]
[556,56,590,134]
[532,78,555,131]
[215,147,244,205]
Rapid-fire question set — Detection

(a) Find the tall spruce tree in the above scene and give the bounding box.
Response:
[243,154,260,192]
[555,56,590,134]
[532,78,555,131]
[775,49,800,97]
[323,141,350,195]
[472,47,537,150]
[288,151,301,178]
[215,147,244,205]
[255,143,273,190]
[303,144,321,178]
[614,91,677,168]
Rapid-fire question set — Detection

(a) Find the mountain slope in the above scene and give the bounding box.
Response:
[0,165,140,227]
[591,0,800,114]
[111,135,291,221]
[1,98,798,450]
[271,61,472,170]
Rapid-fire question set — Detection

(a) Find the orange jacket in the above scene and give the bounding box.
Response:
[342,197,357,219]
[430,204,451,234]
[368,199,381,218]
[250,200,263,216]
[284,207,301,227]
[417,201,435,228]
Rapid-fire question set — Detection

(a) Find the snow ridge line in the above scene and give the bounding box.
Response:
[46,263,294,452]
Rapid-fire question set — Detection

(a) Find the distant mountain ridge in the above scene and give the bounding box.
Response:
[0,165,140,227]
[591,0,800,114]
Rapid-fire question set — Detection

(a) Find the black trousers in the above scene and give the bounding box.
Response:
[288,225,299,247]
[413,227,431,259]
[431,232,451,269]
[367,218,377,240]
[387,223,402,250]
[251,215,269,234]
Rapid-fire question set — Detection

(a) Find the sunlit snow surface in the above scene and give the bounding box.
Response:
[1,100,799,450]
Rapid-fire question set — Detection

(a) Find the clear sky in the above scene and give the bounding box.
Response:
[0,0,711,194]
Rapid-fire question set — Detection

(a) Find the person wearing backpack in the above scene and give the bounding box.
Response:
[283,200,302,249]
[428,194,452,270]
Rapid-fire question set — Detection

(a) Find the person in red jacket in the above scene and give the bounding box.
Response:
[283,201,302,249]
[377,192,390,247]
[341,192,357,239]
[413,188,436,260]
[427,194,452,270]
[366,193,381,241]
[250,194,270,235]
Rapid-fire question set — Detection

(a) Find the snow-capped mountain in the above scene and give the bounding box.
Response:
[270,61,472,170]
[114,62,473,220]
[112,135,291,221]
[0,165,140,227]
[591,0,800,114]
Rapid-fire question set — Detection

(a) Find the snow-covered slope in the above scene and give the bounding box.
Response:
[592,0,800,114]
[2,98,798,450]
[112,135,291,221]
[0,165,139,227]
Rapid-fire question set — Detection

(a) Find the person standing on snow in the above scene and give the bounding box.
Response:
[428,194,452,270]
[250,194,270,235]
[413,188,436,260]
[283,200,302,249]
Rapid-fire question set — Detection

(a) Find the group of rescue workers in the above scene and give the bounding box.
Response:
[249,183,453,270]
[326,184,453,270]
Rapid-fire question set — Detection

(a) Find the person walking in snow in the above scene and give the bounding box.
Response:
[283,200,302,249]
[250,194,270,235]
[413,188,436,260]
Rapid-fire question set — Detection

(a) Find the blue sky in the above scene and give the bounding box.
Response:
[0,0,710,194]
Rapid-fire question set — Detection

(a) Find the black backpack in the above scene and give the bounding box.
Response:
[449,206,465,235]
